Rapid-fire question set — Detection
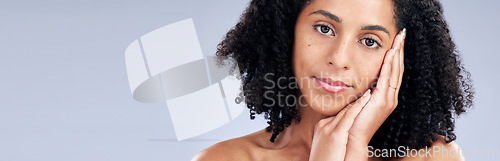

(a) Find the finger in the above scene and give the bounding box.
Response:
[394,28,406,101]
[388,31,405,101]
[374,48,396,95]
[323,105,348,132]
[327,89,371,128]
[390,28,406,49]
[316,105,350,133]
[315,116,336,132]
[387,46,400,102]
[332,90,372,134]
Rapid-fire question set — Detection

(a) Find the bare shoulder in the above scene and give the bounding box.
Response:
[191,138,252,161]
[191,130,269,161]
[400,135,464,161]
[425,135,465,161]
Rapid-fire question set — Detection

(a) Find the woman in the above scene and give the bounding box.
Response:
[193,0,473,160]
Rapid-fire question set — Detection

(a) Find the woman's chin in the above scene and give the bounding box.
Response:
[309,102,348,117]
[304,93,360,116]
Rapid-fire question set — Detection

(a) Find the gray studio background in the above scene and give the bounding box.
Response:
[0,0,498,160]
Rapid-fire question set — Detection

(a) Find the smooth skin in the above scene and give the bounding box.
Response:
[193,0,464,160]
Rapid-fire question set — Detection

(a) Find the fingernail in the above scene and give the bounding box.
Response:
[392,48,397,56]
[402,28,407,40]
[364,89,371,96]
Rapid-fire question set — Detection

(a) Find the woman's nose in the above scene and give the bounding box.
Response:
[325,39,351,70]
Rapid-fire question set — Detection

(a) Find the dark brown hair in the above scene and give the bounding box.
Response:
[216,0,474,151]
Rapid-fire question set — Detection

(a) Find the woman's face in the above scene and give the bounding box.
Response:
[293,0,398,116]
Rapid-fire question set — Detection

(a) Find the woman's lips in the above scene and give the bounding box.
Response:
[314,77,352,93]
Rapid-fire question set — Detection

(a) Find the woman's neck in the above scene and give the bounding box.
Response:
[272,95,328,151]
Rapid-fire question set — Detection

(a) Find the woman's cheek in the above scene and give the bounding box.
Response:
[368,63,383,89]
[358,64,382,90]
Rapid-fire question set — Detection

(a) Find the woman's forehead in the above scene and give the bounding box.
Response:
[301,0,398,36]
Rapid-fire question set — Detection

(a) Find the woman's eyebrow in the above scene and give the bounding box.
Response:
[361,25,390,37]
[308,10,341,23]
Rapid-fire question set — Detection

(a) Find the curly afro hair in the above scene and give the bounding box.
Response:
[216,0,474,151]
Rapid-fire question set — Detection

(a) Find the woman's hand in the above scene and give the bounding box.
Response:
[309,89,372,161]
[309,29,406,161]
[345,28,406,160]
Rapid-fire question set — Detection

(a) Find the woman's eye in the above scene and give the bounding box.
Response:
[361,38,381,48]
[315,25,334,35]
